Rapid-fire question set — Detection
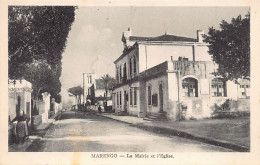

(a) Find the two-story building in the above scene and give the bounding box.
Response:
[112,28,250,121]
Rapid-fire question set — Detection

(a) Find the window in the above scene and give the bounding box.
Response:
[148,86,152,105]
[117,92,119,105]
[211,78,226,97]
[119,66,122,82]
[116,67,119,82]
[129,58,132,76]
[133,56,137,73]
[134,88,137,105]
[89,76,92,84]
[123,63,127,82]
[130,88,132,105]
[182,78,198,97]
[239,82,250,98]
[120,91,122,105]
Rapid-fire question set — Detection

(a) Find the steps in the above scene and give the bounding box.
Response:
[143,112,167,121]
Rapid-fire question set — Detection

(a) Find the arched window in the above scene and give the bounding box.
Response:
[148,86,152,105]
[182,78,198,97]
[211,78,226,97]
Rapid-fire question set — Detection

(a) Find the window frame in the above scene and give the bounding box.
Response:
[211,78,226,97]
[182,78,198,97]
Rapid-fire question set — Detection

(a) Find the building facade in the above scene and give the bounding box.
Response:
[84,73,113,106]
[112,28,250,121]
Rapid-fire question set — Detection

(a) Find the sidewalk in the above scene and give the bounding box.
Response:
[96,112,250,152]
[8,112,61,152]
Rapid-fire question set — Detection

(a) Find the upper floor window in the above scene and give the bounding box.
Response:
[123,63,127,83]
[133,56,137,73]
[116,67,119,83]
[182,78,198,97]
[119,65,122,82]
[211,78,226,97]
[129,58,132,76]
[148,86,152,105]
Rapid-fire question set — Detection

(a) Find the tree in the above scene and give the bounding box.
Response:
[100,74,116,98]
[8,6,76,100]
[68,86,84,105]
[204,13,250,81]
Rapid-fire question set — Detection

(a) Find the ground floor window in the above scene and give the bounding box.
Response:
[134,88,137,105]
[182,78,198,97]
[117,92,119,105]
[211,78,226,97]
[129,88,132,106]
[238,79,250,98]
[120,91,122,105]
[148,86,152,105]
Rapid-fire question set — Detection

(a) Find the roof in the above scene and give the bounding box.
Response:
[129,34,197,42]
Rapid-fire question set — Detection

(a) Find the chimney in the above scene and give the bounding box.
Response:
[170,56,173,61]
[124,27,132,39]
[197,30,204,43]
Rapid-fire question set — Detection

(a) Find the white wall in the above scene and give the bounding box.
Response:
[145,75,168,114]
[195,45,212,61]
[138,43,212,73]
[95,89,105,97]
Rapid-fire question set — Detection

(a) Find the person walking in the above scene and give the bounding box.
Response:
[10,110,30,144]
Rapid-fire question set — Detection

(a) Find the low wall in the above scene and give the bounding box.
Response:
[180,98,250,120]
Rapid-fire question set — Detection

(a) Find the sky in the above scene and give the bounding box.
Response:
[60,6,249,103]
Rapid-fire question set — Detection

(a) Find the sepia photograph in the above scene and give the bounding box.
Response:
[1,1,260,164]
[7,5,251,152]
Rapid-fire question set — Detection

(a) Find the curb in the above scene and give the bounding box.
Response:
[95,113,249,152]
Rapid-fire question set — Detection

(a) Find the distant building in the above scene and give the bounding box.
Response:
[84,73,114,106]
[112,28,250,121]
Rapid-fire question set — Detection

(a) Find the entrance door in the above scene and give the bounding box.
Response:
[159,84,163,112]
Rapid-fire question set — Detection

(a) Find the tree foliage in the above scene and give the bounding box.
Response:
[204,13,250,81]
[100,74,116,97]
[68,86,83,104]
[8,6,76,100]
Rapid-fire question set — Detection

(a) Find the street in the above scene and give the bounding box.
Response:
[26,110,232,152]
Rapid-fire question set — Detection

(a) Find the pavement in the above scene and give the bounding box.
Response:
[8,112,61,152]
[25,110,232,152]
[8,109,249,152]
[93,110,250,152]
